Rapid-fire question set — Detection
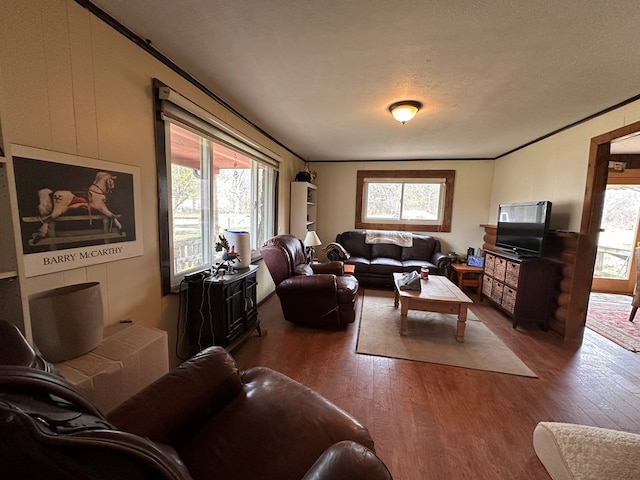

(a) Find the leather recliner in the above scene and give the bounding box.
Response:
[260,234,359,328]
[0,321,392,480]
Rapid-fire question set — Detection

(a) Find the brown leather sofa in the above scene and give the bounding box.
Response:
[260,234,359,328]
[0,321,392,479]
[326,230,451,288]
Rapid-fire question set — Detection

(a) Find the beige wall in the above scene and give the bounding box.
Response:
[311,160,495,257]
[0,0,302,365]
[490,100,640,232]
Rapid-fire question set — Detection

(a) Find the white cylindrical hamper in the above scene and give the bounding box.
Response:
[29,282,104,363]
[225,230,251,268]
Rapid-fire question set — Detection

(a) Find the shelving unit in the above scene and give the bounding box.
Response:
[290,181,317,240]
[0,154,27,335]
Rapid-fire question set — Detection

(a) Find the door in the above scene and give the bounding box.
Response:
[591,171,640,294]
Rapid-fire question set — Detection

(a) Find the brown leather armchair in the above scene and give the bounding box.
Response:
[260,234,359,328]
[0,321,392,480]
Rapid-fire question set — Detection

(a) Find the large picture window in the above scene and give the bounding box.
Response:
[355,170,454,232]
[155,81,278,293]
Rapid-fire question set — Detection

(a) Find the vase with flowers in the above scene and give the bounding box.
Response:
[214,234,241,276]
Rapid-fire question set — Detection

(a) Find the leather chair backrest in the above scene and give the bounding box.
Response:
[260,235,307,285]
[0,320,56,373]
[0,366,192,480]
[401,234,438,261]
[371,243,402,260]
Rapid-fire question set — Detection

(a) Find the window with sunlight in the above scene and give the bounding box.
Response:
[356,170,455,232]
[155,83,278,292]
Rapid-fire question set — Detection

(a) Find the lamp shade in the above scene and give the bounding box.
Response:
[388,100,422,124]
[303,230,322,247]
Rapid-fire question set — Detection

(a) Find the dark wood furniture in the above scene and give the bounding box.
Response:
[185,264,260,354]
[449,262,484,293]
[481,250,557,330]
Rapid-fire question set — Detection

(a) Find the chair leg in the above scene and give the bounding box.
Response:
[629,306,638,322]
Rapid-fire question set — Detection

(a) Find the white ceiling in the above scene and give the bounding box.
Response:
[87,0,640,160]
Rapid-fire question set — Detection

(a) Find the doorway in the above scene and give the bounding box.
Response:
[565,121,640,343]
[591,172,640,295]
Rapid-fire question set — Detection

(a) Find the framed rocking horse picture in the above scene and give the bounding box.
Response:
[11,145,143,277]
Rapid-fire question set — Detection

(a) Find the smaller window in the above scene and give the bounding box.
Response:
[356,170,455,232]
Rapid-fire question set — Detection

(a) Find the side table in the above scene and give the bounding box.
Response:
[450,262,483,293]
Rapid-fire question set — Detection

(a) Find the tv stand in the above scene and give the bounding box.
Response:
[481,250,558,330]
[501,250,533,260]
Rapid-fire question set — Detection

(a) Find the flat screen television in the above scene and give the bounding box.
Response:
[496,201,552,257]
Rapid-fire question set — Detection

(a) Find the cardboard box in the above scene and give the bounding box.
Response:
[56,323,169,413]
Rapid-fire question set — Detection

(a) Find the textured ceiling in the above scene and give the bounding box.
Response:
[87,0,640,160]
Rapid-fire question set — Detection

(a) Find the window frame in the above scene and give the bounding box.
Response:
[153,80,279,294]
[355,169,455,232]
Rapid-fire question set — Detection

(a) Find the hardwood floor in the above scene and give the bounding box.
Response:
[232,287,640,480]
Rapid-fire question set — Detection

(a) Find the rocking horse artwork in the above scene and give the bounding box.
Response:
[12,147,143,277]
[32,171,123,244]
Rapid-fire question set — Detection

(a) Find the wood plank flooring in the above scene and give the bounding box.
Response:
[231,287,640,480]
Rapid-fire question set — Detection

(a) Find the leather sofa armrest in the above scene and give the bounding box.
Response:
[312,261,344,275]
[106,346,242,445]
[278,274,338,294]
[431,251,452,274]
[324,242,350,262]
[302,441,393,480]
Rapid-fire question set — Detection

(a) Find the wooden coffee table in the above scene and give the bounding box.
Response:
[393,273,473,342]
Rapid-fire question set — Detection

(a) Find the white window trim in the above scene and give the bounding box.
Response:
[154,81,279,294]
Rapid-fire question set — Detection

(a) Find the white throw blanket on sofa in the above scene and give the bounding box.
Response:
[365,230,413,247]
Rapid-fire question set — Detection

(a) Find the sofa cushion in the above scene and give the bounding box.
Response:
[401,260,436,274]
[369,258,403,275]
[346,257,370,274]
[371,243,402,260]
[338,231,371,259]
[401,234,437,261]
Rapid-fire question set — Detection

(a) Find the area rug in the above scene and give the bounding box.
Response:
[587,293,640,352]
[356,290,537,377]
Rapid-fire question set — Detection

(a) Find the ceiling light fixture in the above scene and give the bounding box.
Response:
[388,100,423,124]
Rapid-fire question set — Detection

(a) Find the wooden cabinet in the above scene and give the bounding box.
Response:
[481,250,557,329]
[184,265,260,354]
[290,181,317,240]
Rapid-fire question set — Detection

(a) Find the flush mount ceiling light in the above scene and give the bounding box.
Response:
[388,100,423,124]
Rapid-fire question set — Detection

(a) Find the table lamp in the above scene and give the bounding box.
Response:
[303,230,322,263]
